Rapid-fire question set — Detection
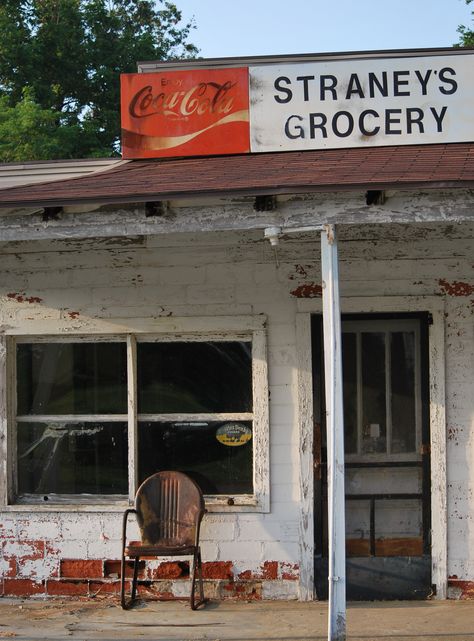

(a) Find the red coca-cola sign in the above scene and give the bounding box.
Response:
[121,67,250,159]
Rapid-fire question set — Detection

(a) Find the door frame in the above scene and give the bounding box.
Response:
[296,296,447,600]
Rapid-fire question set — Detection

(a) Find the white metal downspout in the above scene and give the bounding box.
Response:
[321,224,346,641]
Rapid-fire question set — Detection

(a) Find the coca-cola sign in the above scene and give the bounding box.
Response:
[122,51,474,159]
[121,67,250,158]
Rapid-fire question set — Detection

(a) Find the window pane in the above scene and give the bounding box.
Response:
[17,421,128,495]
[17,343,127,415]
[342,332,357,454]
[361,332,386,454]
[137,342,252,413]
[391,331,416,453]
[138,421,253,494]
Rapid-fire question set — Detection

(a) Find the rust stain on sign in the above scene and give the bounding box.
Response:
[438,279,474,296]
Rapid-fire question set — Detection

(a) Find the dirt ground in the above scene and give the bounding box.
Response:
[1,597,474,641]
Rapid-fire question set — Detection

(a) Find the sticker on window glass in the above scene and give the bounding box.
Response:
[216,423,252,447]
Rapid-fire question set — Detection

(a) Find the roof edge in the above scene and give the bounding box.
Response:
[2,179,473,211]
[138,46,474,72]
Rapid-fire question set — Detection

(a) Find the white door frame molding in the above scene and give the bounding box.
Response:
[296,295,447,600]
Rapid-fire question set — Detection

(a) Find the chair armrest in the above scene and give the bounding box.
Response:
[194,508,207,547]
[122,508,138,553]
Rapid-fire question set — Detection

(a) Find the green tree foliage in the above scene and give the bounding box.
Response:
[457,0,474,46]
[0,0,197,160]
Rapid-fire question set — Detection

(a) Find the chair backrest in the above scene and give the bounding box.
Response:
[135,471,205,547]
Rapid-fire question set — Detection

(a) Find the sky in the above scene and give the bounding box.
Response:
[174,0,473,59]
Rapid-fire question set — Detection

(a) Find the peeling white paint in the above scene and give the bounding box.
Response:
[0,214,473,600]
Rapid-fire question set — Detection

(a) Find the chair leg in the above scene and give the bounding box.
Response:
[190,548,207,610]
[120,552,127,609]
[131,557,140,602]
[120,556,140,610]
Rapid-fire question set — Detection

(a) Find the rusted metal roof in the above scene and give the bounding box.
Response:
[0,143,473,208]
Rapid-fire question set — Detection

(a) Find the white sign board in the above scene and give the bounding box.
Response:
[249,54,474,152]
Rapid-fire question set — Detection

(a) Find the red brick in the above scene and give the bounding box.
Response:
[290,282,323,298]
[202,561,233,580]
[60,559,103,579]
[262,561,278,580]
[238,569,252,580]
[4,579,45,596]
[238,562,278,581]
[104,559,145,579]
[47,580,89,596]
[136,583,176,600]
[150,562,189,580]
[449,578,474,599]
[223,581,262,600]
[89,580,121,595]
[3,540,45,561]
[280,562,299,580]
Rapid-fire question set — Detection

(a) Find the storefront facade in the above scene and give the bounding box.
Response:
[0,48,473,602]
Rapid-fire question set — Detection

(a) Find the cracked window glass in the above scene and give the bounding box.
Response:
[17,421,128,494]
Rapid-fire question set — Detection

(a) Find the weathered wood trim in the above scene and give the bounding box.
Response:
[3,316,269,512]
[428,303,447,599]
[4,315,266,336]
[296,312,315,601]
[0,189,473,242]
[252,328,270,513]
[2,495,258,512]
[0,335,7,505]
[138,412,253,422]
[17,414,129,423]
[3,314,266,341]
[297,295,447,600]
[127,335,138,503]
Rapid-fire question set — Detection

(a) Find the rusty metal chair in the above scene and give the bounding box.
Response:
[120,470,207,610]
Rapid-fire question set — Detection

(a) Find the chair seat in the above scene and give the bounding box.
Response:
[125,543,197,557]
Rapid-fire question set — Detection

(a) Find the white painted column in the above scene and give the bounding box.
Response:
[321,224,346,641]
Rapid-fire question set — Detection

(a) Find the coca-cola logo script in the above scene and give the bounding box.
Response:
[129,81,237,120]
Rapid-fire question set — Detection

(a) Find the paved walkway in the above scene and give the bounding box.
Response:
[1,598,474,641]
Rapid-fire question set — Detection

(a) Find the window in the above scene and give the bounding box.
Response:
[16,341,128,496]
[341,318,423,460]
[10,319,268,509]
[136,341,254,494]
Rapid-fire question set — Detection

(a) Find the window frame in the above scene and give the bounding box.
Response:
[1,316,269,512]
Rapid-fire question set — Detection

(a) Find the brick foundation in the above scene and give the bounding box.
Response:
[0,559,300,600]
[448,578,474,600]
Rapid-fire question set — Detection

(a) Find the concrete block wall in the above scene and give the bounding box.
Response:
[0,217,473,600]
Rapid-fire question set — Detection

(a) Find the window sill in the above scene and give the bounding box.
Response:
[3,501,130,513]
[3,494,266,513]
